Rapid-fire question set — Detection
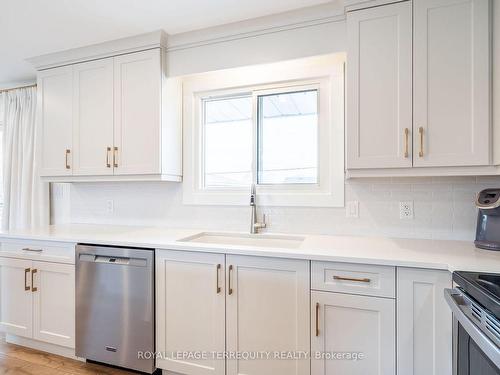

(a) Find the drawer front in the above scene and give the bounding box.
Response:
[312,261,395,298]
[0,240,75,264]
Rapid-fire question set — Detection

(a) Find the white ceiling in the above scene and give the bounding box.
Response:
[0,0,332,85]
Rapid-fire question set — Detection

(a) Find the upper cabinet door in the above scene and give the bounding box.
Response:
[38,66,73,176]
[113,49,161,175]
[72,59,114,176]
[413,0,491,167]
[346,1,412,169]
[226,255,310,375]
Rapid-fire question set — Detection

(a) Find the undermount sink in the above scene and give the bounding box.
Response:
[179,232,305,249]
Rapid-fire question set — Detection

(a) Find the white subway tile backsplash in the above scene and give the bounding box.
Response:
[432,176,477,184]
[52,176,500,241]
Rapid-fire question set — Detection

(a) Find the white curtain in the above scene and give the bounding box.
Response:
[2,87,48,230]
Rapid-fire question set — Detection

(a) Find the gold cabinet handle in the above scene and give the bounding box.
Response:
[106,147,111,168]
[333,276,371,283]
[315,302,320,337]
[65,149,71,169]
[31,269,37,292]
[113,147,118,168]
[22,247,43,252]
[24,268,30,291]
[404,128,409,158]
[228,265,233,295]
[216,264,221,294]
[418,127,424,157]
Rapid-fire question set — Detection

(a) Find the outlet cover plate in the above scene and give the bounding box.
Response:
[399,201,414,220]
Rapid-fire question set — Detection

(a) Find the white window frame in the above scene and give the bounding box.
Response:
[183,54,345,207]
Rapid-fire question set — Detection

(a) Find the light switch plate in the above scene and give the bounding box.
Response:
[105,199,114,214]
[346,201,359,218]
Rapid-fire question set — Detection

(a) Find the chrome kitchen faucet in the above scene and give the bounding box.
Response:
[250,184,266,234]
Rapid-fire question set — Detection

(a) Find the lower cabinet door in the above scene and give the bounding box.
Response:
[32,261,75,348]
[397,267,452,375]
[226,255,310,375]
[156,250,226,375]
[0,257,33,338]
[311,291,396,375]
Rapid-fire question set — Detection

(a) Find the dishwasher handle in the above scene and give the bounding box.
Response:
[95,255,130,265]
[78,253,148,267]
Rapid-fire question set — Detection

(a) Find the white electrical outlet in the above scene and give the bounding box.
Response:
[346,201,359,218]
[105,199,114,214]
[399,201,414,219]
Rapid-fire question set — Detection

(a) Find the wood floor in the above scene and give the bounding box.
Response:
[0,334,136,375]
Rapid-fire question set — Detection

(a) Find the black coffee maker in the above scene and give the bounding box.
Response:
[475,188,500,251]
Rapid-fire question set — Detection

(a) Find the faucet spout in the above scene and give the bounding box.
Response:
[250,184,266,234]
[250,184,256,206]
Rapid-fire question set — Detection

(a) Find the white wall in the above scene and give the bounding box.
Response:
[166,20,346,77]
[50,4,500,241]
[165,2,346,76]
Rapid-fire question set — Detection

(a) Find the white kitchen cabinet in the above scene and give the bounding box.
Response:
[413,0,491,167]
[38,65,73,176]
[346,1,412,169]
[0,257,33,338]
[397,268,452,375]
[311,291,396,375]
[72,58,114,176]
[311,261,396,298]
[32,261,75,348]
[113,49,161,175]
[226,255,310,375]
[156,250,226,375]
[0,240,75,350]
[36,31,182,181]
[345,0,404,12]
[0,240,75,264]
[346,0,492,176]
[156,251,310,375]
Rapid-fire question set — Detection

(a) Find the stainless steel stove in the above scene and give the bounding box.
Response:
[445,271,500,374]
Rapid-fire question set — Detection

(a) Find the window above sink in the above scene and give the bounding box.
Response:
[202,87,319,189]
[183,54,345,207]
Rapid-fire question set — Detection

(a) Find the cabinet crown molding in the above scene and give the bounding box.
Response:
[27,30,168,71]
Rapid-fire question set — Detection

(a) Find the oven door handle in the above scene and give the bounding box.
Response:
[444,288,500,370]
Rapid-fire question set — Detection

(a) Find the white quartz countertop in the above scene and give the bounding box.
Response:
[1,224,499,273]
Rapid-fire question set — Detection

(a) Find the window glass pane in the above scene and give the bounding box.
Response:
[258,89,318,184]
[0,95,4,223]
[0,94,4,122]
[0,128,3,223]
[203,96,253,188]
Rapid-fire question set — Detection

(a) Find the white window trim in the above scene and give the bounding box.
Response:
[183,54,345,207]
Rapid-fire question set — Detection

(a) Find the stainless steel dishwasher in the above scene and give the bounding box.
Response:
[76,244,155,373]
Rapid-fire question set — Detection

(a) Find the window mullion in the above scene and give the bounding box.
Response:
[251,92,259,187]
